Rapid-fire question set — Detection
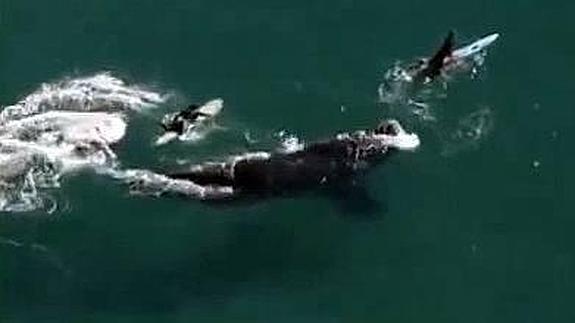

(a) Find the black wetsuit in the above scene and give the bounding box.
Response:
[161,104,204,135]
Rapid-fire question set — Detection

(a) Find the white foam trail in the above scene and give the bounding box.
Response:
[0,73,165,122]
[0,73,166,213]
[103,168,234,200]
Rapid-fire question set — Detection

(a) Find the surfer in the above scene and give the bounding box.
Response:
[379,31,499,108]
[163,119,419,198]
[156,98,224,145]
[409,30,500,84]
[161,104,207,136]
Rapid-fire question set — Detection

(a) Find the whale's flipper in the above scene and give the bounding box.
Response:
[421,30,455,80]
[326,179,384,218]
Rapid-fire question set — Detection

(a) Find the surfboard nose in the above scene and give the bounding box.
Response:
[484,33,500,44]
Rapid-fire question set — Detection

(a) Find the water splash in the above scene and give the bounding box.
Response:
[0,73,166,213]
[0,153,58,212]
[275,130,305,153]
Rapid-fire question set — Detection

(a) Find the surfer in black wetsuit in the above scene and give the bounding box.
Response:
[165,119,419,197]
[160,104,210,136]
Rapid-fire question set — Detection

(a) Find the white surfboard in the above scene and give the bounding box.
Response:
[451,33,500,60]
[154,132,179,146]
[196,98,223,118]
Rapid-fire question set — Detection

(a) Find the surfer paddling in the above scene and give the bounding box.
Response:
[160,104,204,135]
[156,98,223,145]
[408,31,500,85]
[379,31,500,108]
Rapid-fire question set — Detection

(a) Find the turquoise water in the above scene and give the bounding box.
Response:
[1,0,575,322]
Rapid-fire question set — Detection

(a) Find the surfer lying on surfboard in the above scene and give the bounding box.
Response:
[160,104,204,135]
[379,31,499,109]
[156,98,223,146]
[407,31,499,84]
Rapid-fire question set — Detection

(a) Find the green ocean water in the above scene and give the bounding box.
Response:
[1,0,574,322]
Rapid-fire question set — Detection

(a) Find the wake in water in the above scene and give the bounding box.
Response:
[103,168,235,200]
[0,73,166,212]
[0,235,70,275]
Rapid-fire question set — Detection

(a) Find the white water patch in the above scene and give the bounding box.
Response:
[363,120,421,151]
[0,73,166,213]
[0,73,165,122]
[0,112,128,213]
[378,62,418,105]
[379,131,421,151]
[442,107,494,156]
[275,130,304,153]
[377,61,447,123]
